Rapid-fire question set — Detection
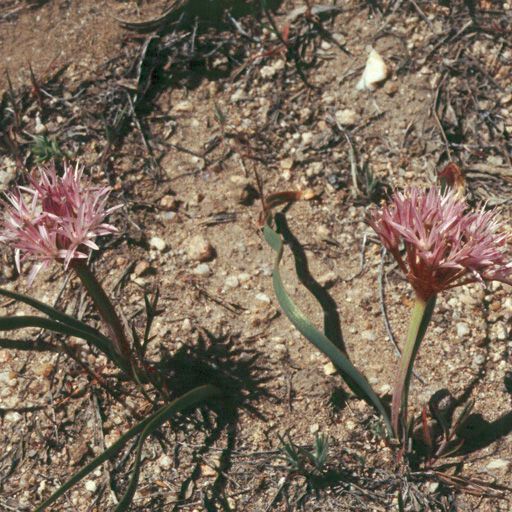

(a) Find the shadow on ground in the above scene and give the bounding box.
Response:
[137,329,272,511]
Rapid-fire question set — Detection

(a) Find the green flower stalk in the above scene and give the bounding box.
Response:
[391,294,435,436]
[369,187,512,438]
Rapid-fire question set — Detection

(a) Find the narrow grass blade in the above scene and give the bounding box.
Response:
[143,289,159,350]
[263,221,392,435]
[35,384,220,512]
[0,315,129,373]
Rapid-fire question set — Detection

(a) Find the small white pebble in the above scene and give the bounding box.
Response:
[5,411,22,423]
[472,354,486,367]
[361,330,376,342]
[181,318,192,332]
[84,480,97,493]
[318,271,337,287]
[427,482,439,493]
[335,108,357,127]
[159,454,172,470]
[187,235,215,262]
[493,322,508,340]
[149,236,167,252]
[174,100,193,113]
[456,322,470,338]
[379,384,391,395]
[323,362,337,376]
[193,263,211,276]
[301,132,313,145]
[486,459,510,471]
[255,293,271,304]
[225,276,239,289]
[238,272,251,283]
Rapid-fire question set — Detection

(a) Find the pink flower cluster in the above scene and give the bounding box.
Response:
[369,187,511,300]
[0,163,120,283]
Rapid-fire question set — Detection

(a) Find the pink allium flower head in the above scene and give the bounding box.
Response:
[369,187,512,301]
[0,162,120,283]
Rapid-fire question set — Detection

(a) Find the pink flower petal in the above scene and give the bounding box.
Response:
[0,162,120,283]
[369,187,511,299]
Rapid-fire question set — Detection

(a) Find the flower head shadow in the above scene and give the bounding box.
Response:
[0,162,121,283]
[369,187,511,301]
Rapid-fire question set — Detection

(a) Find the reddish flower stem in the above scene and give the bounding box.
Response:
[71,259,132,371]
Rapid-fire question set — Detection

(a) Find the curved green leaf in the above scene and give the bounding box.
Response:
[263,221,392,435]
[0,315,129,374]
[35,384,221,512]
[0,287,109,343]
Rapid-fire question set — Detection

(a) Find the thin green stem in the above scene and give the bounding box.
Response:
[71,260,132,370]
[391,294,436,438]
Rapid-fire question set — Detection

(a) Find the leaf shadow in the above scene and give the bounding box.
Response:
[146,329,272,511]
[274,213,346,355]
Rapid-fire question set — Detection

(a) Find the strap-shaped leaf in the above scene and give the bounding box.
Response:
[0,287,108,343]
[263,221,392,435]
[0,315,129,374]
[35,384,221,512]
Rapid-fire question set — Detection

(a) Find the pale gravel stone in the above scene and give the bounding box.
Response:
[5,411,22,423]
[260,265,273,277]
[335,108,357,126]
[323,362,337,375]
[85,480,97,493]
[301,132,314,145]
[274,343,287,355]
[456,322,470,338]
[225,276,239,289]
[472,354,486,366]
[486,459,510,471]
[159,455,172,469]
[361,330,376,342]
[255,293,271,304]
[260,65,276,79]
[427,482,439,493]
[306,162,323,177]
[379,384,391,394]
[317,224,331,238]
[230,88,246,102]
[174,100,193,112]
[238,272,251,283]
[492,322,508,340]
[149,236,167,252]
[187,235,215,262]
[193,263,211,276]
